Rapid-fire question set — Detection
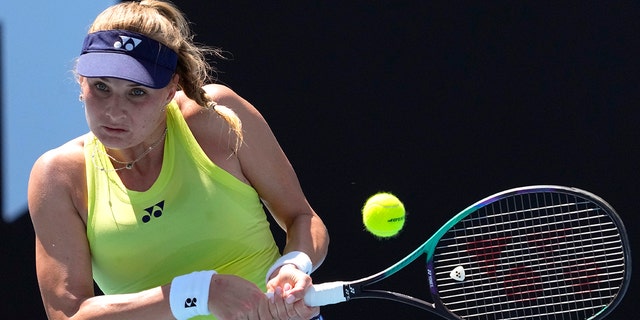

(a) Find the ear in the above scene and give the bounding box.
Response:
[164,74,180,103]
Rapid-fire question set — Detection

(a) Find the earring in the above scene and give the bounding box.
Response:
[79,94,84,102]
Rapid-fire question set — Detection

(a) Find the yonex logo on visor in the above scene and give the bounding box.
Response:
[76,30,178,89]
[116,36,142,51]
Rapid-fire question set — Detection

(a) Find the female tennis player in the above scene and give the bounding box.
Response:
[27,1,328,319]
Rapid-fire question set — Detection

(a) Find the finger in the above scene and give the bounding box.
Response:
[291,300,319,320]
[283,278,309,304]
[273,285,298,319]
[283,283,295,304]
[257,292,272,320]
[270,287,289,319]
[283,290,298,319]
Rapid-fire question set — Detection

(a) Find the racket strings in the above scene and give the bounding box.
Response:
[431,192,627,320]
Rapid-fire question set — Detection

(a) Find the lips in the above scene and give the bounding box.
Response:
[102,125,128,133]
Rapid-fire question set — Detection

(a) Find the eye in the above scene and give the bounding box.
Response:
[131,88,147,96]
[94,82,109,92]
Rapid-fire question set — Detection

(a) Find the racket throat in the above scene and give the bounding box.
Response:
[342,284,359,301]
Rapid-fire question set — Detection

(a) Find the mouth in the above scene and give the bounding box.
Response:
[102,125,128,134]
[92,125,130,149]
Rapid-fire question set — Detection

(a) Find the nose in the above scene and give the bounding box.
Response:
[103,95,128,121]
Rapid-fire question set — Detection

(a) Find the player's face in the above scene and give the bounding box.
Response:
[80,76,175,150]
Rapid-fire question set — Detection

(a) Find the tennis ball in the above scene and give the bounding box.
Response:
[362,192,406,238]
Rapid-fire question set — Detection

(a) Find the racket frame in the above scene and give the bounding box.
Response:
[306,185,631,320]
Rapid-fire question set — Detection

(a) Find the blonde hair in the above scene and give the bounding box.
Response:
[87,0,242,150]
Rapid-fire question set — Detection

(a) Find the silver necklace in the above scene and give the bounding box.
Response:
[92,128,167,172]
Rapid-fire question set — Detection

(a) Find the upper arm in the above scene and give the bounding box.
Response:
[209,85,312,227]
[28,142,95,318]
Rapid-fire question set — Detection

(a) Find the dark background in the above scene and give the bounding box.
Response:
[2,1,638,318]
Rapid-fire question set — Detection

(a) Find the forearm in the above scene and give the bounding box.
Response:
[67,273,272,320]
[265,213,326,319]
[283,213,329,271]
[57,286,173,320]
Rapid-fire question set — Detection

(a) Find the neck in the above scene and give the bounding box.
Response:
[96,127,168,172]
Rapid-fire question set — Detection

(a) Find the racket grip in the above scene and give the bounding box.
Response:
[304,281,348,306]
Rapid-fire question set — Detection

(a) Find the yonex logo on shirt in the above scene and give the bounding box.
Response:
[142,200,165,223]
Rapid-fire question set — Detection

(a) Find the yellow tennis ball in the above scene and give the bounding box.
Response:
[362,192,406,238]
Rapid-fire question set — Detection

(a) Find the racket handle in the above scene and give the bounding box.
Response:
[304,281,348,306]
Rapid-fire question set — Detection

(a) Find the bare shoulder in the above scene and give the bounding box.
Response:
[175,84,257,115]
[173,84,266,145]
[202,83,245,104]
[171,85,271,183]
[29,135,88,221]
[173,86,234,137]
[205,84,262,117]
[32,136,86,180]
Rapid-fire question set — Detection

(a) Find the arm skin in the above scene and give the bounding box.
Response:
[185,85,329,319]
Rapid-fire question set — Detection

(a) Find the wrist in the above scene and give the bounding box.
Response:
[169,270,216,320]
[266,251,313,283]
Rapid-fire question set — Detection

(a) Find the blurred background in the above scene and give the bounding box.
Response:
[2,1,637,318]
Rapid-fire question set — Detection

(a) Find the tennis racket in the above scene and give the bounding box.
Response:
[305,185,631,319]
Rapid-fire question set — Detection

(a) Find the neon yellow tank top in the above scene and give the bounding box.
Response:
[85,101,280,305]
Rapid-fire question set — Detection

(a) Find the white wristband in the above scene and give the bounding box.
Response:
[169,270,216,320]
[266,251,313,283]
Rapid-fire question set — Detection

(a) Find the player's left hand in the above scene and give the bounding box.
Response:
[266,264,319,320]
